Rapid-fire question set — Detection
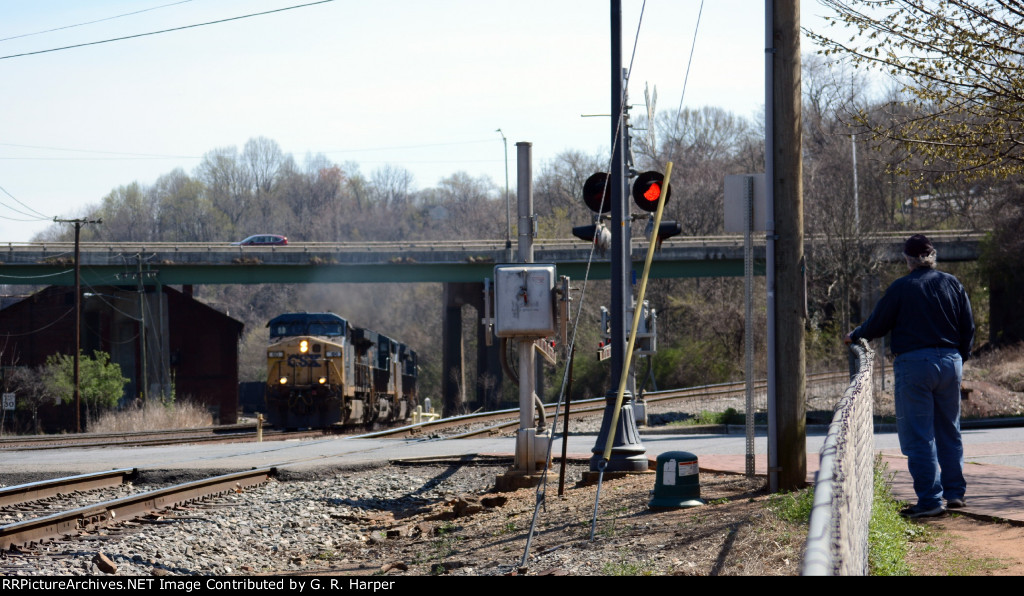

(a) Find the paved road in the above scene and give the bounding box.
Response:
[4,424,1023,522]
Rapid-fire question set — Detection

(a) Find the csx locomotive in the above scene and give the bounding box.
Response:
[264,312,418,429]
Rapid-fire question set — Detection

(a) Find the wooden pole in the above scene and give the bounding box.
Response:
[770,0,806,490]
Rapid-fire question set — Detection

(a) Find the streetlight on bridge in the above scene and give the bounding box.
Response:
[496,128,511,257]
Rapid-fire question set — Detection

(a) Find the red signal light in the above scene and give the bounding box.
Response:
[644,182,661,202]
[632,171,671,212]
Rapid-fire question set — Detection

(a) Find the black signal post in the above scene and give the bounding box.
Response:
[589,0,648,473]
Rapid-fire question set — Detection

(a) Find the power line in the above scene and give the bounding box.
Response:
[0,184,54,221]
[676,0,705,116]
[0,1,195,43]
[0,0,337,61]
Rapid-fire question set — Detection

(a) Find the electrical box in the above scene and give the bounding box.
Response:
[634,300,657,355]
[493,265,557,338]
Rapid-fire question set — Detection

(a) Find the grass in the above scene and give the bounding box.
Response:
[417,521,461,574]
[668,407,745,426]
[89,399,214,433]
[767,485,815,524]
[601,550,654,576]
[868,460,919,576]
[764,458,920,576]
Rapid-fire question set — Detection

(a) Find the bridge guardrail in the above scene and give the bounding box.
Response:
[0,230,983,255]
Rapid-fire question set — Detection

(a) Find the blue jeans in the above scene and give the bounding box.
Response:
[894,347,966,508]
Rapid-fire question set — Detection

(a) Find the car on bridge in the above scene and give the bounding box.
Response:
[231,234,288,246]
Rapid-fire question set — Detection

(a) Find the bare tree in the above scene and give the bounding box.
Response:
[153,169,227,242]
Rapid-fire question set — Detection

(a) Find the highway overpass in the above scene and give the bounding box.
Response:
[0,231,983,286]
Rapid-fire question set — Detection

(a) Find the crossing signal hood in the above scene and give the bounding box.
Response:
[571,222,612,252]
[582,172,612,213]
[652,221,682,246]
[632,171,671,212]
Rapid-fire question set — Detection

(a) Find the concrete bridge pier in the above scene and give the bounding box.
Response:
[442,282,503,415]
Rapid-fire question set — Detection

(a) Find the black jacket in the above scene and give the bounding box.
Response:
[850,268,975,361]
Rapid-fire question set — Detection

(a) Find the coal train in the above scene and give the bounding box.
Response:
[263,312,418,429]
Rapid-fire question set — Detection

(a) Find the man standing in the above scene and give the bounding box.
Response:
[845,234,975,518]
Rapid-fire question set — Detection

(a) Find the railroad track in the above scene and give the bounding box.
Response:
[375,370,852,439]
[0,425,348,451]
[0,468,275,552]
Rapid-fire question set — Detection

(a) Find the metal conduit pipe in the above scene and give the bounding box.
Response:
[499,337,547,431]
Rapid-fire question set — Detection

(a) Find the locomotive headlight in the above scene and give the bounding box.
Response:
[318,377,327,385]
[279,377,288,385]
[325,351,341,358]
[268,351,284,358]
[299,340,309,353]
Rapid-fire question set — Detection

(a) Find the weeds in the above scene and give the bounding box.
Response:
[494,521,517,536]
[418,521,461,573]
[767,485,815,524]
[669,407,745,426]
[868,461,917,576]
[89,399,213,433]
[601,550,654,576]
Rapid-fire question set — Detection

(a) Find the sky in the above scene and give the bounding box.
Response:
[0,0,838,243]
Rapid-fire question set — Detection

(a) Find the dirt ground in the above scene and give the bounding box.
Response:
[906,515,1024,576]
[283,462,1024,577]
[290,469,809,576]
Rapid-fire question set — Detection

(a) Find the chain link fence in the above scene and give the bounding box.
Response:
[802,340,876,575]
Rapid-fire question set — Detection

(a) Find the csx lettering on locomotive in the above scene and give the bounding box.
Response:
[286,354,320,367]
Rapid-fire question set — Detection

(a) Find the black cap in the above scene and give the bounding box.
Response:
[904,234,934,257]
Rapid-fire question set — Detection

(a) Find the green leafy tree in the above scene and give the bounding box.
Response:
[809,0,1024,182]
[46,351,129,424]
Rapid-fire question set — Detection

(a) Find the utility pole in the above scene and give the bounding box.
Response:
[766,0,805,491]
[54,217,101,433]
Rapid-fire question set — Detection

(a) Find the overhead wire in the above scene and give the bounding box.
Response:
[0,305,75,337]
[0,185,54,222]
[0,1,195,43]
[0,0,338,61]
[677,0,705,116]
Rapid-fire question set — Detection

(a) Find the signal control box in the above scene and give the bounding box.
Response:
[493,265,557,338]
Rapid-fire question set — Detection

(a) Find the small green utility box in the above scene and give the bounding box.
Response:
[649,451,705,509]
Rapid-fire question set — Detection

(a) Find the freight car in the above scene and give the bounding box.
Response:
[264,312,418,429]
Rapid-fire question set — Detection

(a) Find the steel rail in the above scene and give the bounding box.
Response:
[0,468,137,508]
[0,467,275,551]
[375,371,848,439]
[0,423,254,445]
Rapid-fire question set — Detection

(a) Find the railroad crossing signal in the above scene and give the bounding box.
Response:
[631,170,671,212]
[581,170,673,214]
[650,220,682,247]
[582,172,612,213]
